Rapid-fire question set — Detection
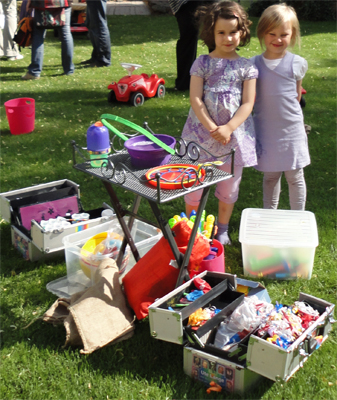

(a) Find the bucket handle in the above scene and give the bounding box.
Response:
[101,114,175,155]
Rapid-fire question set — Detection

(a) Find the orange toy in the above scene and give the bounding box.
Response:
[206,381,222,394]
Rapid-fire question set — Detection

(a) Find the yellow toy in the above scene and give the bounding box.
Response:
[80,231,129,279]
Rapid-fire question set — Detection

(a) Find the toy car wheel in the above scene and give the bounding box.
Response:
[130,92,144,107]
[108,90,116,103]
[157,84,165,98]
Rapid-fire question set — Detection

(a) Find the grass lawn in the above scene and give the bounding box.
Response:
[1,12,336,400]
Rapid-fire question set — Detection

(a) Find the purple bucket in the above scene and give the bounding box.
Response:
[124,134,176,169]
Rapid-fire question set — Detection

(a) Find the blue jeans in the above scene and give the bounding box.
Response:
[86,0,111,66]
[28,7,74,76]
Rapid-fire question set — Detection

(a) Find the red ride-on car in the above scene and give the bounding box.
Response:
[108,63,166,107]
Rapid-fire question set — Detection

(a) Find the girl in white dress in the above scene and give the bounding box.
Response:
[251,3,310,210]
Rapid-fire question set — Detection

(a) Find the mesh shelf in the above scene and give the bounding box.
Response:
[72,145,234,204]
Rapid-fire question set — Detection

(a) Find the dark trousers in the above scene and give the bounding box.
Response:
[174,1,201,91]
[86,0,111,66]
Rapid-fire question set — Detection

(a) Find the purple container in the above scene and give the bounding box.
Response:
[124,134,176,169]
[86,122,110,152]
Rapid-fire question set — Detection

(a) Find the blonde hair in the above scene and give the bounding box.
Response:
[257,3,301,48]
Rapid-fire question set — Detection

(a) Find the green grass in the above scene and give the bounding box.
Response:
[1,14,337,400]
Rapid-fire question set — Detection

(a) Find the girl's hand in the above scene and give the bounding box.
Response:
[26,0,32,12]
[210,125,232,145]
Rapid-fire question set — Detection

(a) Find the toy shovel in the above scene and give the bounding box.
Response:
[101,114,176,155]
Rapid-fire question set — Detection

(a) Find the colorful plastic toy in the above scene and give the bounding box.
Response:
[145,164,205,190]
[107,63,166,107]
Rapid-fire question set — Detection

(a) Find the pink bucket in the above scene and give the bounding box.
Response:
[199,239,225,273]
[4,98,35,135]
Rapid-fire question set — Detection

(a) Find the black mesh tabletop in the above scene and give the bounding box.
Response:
[73,148,233,204]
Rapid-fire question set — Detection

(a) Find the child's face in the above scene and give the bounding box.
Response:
[263,21,293,59]
[213,18,241,58]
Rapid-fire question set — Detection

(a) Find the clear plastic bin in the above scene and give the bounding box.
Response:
[239,209,318,280]
[46,218,162,297]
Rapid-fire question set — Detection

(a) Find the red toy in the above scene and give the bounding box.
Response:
[107,63,166,107]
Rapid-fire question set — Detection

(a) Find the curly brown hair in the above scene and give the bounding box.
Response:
[197,1,252,49]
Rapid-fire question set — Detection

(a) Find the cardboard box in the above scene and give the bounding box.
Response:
[239,208,319,279]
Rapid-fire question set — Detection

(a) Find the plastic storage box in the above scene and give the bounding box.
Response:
[239,209,319,280]
[46,218,162,297]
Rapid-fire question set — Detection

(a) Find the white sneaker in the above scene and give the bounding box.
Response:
[8,54,24,60]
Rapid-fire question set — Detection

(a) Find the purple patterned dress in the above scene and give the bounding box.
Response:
[181,55,258,166]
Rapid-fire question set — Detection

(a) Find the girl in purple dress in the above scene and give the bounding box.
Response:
[252,4,310,210]
[181,1,258,245]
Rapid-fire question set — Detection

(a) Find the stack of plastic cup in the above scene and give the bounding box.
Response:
[40,217,71,233]
[86,121,111,168]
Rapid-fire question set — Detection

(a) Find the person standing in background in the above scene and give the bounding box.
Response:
[0,0,24,60]
[168,0,216,91]
[81,0,111,67]
[21,0,74,80]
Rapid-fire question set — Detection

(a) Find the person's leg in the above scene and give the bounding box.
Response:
[214,164,243,245]
[26,17,46,77]
[184,189,202,217]
[0,0,20,57]
[83,4,97,63]
[174,1,199,91]
[86,0,111,66]
[284,168,306,210]
[58,7,74,75]
[263,171,282,209]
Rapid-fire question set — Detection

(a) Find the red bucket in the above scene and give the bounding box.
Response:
[4,98,35,135]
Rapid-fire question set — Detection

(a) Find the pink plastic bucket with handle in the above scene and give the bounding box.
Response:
[199,239,225,273]
[4,98,35,135]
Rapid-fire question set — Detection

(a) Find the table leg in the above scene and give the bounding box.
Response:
[148,200,183,267]
[175,186,211,287]
[102,181,141,267]
[149,186,211,288]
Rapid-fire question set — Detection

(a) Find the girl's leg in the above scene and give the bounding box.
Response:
[185,202,198,219]
[184,189,234,245]
[214,164,243,245]
[263,171,282,209]
[284,168,306,210]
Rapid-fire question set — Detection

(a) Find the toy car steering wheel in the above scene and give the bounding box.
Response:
[120,63,142,76]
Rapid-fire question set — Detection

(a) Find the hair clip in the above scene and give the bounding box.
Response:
[233,12,239,18]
